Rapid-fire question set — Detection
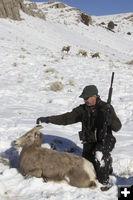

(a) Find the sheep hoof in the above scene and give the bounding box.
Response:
[100,185,112,191]
[24,174,32,179]
[43,177,48,182]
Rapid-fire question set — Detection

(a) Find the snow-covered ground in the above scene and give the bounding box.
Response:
[0,2,133,199]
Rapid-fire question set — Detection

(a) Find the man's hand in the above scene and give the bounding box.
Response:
[36,117,49,124]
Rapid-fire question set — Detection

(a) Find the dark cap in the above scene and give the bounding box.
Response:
[79,85,98,100]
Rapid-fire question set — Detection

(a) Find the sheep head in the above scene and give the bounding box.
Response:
[14,125,43,147]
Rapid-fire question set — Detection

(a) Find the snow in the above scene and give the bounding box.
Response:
[0,2,133,199]
[95,151,105,167]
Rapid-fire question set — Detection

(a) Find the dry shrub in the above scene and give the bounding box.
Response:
[126,60,133,65]
[21,47,27,52]
[19,55,26,59]
[0,157,9,166]
[69,80,75,86]
[100,22,105,25]
[12,62,18,67]
[17,74,24,83]
[45,68,58,74]
[50,81,64,91]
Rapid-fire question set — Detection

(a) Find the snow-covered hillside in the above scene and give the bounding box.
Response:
[0,1,133,199]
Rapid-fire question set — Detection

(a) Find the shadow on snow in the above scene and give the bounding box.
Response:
[115,175,133,186]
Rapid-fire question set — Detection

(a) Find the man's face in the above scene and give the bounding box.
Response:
[84,95,97,106]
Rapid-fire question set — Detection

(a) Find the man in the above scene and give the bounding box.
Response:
[36,85,122,188]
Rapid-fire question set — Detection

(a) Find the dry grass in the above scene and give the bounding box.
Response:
[21,47,27,52]
[69,80,75,86]
[45,68,58,74]
[19,55,26,59]
[0,157,9,166]
[12,62,18,67]
[126,60,133,65]
[50,81,64,91]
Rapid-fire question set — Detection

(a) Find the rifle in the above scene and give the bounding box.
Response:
[107,72,114,105]
[100,72,115,141]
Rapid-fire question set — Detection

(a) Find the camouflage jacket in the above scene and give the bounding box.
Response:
[48,99,122,143]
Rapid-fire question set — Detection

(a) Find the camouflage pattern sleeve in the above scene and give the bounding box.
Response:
[110,105,122,132]
[48,105,83,125]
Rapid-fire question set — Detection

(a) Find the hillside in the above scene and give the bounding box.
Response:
[0,1,133,199]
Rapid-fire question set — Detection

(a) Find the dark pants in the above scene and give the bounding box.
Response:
[82,136,116,184]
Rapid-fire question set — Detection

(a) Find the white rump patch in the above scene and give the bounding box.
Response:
[83,158,96,180]
[65,175,70,183]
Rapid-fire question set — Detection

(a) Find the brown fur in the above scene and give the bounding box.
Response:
[15,126,98,189]
[78,49,88,57]
[61,46,71,53]
[91,52,100,58]
[14,125,43,147]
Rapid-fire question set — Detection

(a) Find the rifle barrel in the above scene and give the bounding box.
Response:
[111,72,114,87]
[107,72,115,104]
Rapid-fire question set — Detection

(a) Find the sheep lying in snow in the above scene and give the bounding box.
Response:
[14,126,98,189]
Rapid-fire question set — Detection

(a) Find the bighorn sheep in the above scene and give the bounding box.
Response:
[78,49,88,57]
[14,126,98,189]
[61,46,71,53]
[91,52,100,58]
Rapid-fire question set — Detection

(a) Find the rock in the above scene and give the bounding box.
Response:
[22,1,46,20]
[0,0,45,20]
[0,0,21,20]
[80,12,92,26]
[48,2,66,9]
[108,21,115,30]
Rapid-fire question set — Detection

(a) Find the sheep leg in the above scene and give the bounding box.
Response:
[42,176,48,182]
[26,168,43,178]
[67,168,95,188]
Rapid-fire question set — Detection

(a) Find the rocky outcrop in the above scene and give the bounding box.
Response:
[0,0,92,26]
[80,12,92,26]
[0,0,45,20]
[0,0,21,20]
[124,14,133,22]
[22,0,46,20]
[47,1,66,9]
[45,1,92,26]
